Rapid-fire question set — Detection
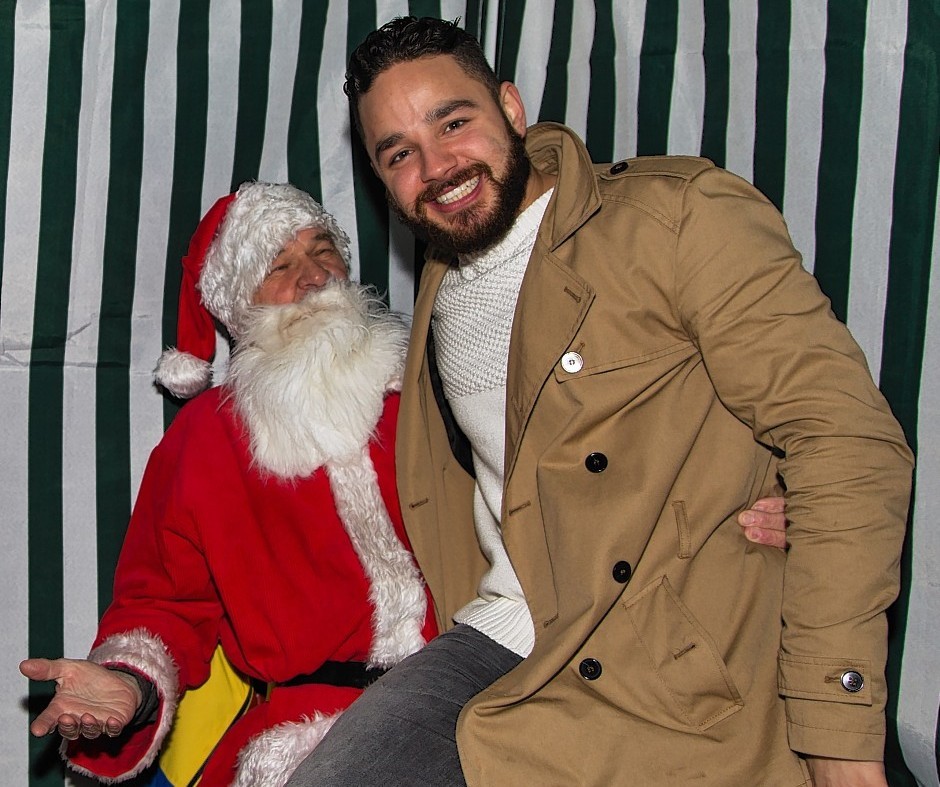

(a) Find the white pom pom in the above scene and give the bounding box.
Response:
[154,348,212,399]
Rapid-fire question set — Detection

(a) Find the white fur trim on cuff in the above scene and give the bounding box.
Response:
[63,629,180,782]
[154,348,212,399]
[233,710,342,787]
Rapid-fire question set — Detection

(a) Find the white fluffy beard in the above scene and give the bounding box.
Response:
[227,280,409,479]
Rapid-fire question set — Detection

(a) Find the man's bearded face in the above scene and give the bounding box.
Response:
[387,125,530,256]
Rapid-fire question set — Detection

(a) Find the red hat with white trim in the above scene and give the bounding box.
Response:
[153,181,351,399]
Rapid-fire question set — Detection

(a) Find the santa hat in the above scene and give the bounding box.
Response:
[153,181,352,399]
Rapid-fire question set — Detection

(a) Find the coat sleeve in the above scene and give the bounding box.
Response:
[673,166,913,761]
[65,410,226,781]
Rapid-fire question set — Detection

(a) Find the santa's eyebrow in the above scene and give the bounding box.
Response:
[373,99,481,160]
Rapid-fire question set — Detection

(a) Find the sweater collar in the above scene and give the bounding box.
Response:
[454,187,554,279]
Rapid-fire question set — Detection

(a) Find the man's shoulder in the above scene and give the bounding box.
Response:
[594,154,715,183]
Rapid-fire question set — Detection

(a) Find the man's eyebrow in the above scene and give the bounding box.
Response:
[426,99,479,124]
[373,99,481,160]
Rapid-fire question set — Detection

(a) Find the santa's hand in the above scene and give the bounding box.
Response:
[20,657,142,740]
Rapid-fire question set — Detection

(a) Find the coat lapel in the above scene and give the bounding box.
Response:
[504,246,594,482]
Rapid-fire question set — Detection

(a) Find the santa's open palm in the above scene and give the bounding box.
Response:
[20,657,141,740]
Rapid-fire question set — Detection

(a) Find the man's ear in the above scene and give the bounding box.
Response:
[499,82,528,137]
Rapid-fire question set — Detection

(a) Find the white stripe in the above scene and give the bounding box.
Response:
[898,164,940,787]
[258,0,301,183]
[725,0,757,181]
[667,0,705,155]
[59,0,118,660]
[563,3,595,138]
[359,0,415,311]
[204,2,251,389]
[0,3,49,778]
[612,0,646,160]
[129,1,181,496]
[782,0,826,275]
[514,2,555,124]
[322,0,368,283]
[204,0,241,197]
[846,0,908,381]
[440,0,466,27]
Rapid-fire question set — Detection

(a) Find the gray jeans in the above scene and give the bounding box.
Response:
[285,624,523,786]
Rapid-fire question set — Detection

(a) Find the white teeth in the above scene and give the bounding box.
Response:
[435,175,480,204]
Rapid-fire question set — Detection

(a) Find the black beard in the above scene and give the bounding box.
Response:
[389,128,531,256]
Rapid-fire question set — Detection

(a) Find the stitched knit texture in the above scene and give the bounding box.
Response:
[431,189,553,657]
[432,189,554,400]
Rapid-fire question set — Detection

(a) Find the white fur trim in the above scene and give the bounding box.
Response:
[328,449,428,668]
[233,711,341,787]
[153,347,212,399]
[228,280,409,478]
[199,181,352,337]
[62,629,179,783]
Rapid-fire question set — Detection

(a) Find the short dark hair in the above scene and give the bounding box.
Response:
[344,16,502,141]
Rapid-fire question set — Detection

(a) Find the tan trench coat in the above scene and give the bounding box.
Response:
[396,122,913,786]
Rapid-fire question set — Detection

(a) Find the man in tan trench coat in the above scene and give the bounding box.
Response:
[286,16,913,787]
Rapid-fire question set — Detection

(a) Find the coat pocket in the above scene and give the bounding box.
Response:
[576,575,743,732]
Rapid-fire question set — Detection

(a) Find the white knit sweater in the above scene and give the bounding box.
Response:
[430,189,554,657]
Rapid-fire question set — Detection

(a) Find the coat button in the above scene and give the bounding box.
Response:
[561,351,583,373]
[840,671,864,693]
[585,452,608,473]
[579,658,602,680]
[612,561,632,583]
[610,161,629,174]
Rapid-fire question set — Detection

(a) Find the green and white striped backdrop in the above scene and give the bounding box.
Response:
[0,2,936,785]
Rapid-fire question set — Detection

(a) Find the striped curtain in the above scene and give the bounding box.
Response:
[1,2,936,785]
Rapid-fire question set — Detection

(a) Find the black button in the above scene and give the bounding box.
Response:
[841,671,864,693]
[579,658,602,680]
[612,561,632,583]
[585,452,608,473]
[610,161,629,174]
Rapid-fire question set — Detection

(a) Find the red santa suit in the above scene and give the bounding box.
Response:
[64,280,436,786]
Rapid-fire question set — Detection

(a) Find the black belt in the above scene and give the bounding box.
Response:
[260,661,388,694]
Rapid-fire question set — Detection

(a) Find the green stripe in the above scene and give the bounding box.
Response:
[537,0,573,123]
[230,0,273,190]
[347,3,390,294]
[586,0,616,162]
[409,1,444,21]
[636,0,678,156]
[0,1,14,295]
[464,0,486,46]
[752,0,790,209]
[811,1,867,323]
[286,1,328,200]
[27,4,83,782]
[161,0,211,430]
[493,0,525,82]
[94,0,150,616]
[701,0,730,167]
[879,1,939,783]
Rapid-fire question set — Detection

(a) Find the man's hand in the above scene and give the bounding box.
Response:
[738,496,787,548]
[806,756,887,786]
[20,657,142,740]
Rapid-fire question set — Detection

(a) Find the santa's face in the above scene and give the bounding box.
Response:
[252,228,348,306]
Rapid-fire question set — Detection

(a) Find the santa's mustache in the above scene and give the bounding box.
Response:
[237,279,382,352]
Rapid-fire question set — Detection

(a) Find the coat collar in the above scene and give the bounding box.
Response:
[525,122,602,251]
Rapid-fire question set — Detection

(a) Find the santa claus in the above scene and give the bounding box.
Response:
[20,182,437,786]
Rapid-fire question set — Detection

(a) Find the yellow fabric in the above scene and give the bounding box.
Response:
[158,646,254,787]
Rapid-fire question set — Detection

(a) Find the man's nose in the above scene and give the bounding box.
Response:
[420,143,458,182]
